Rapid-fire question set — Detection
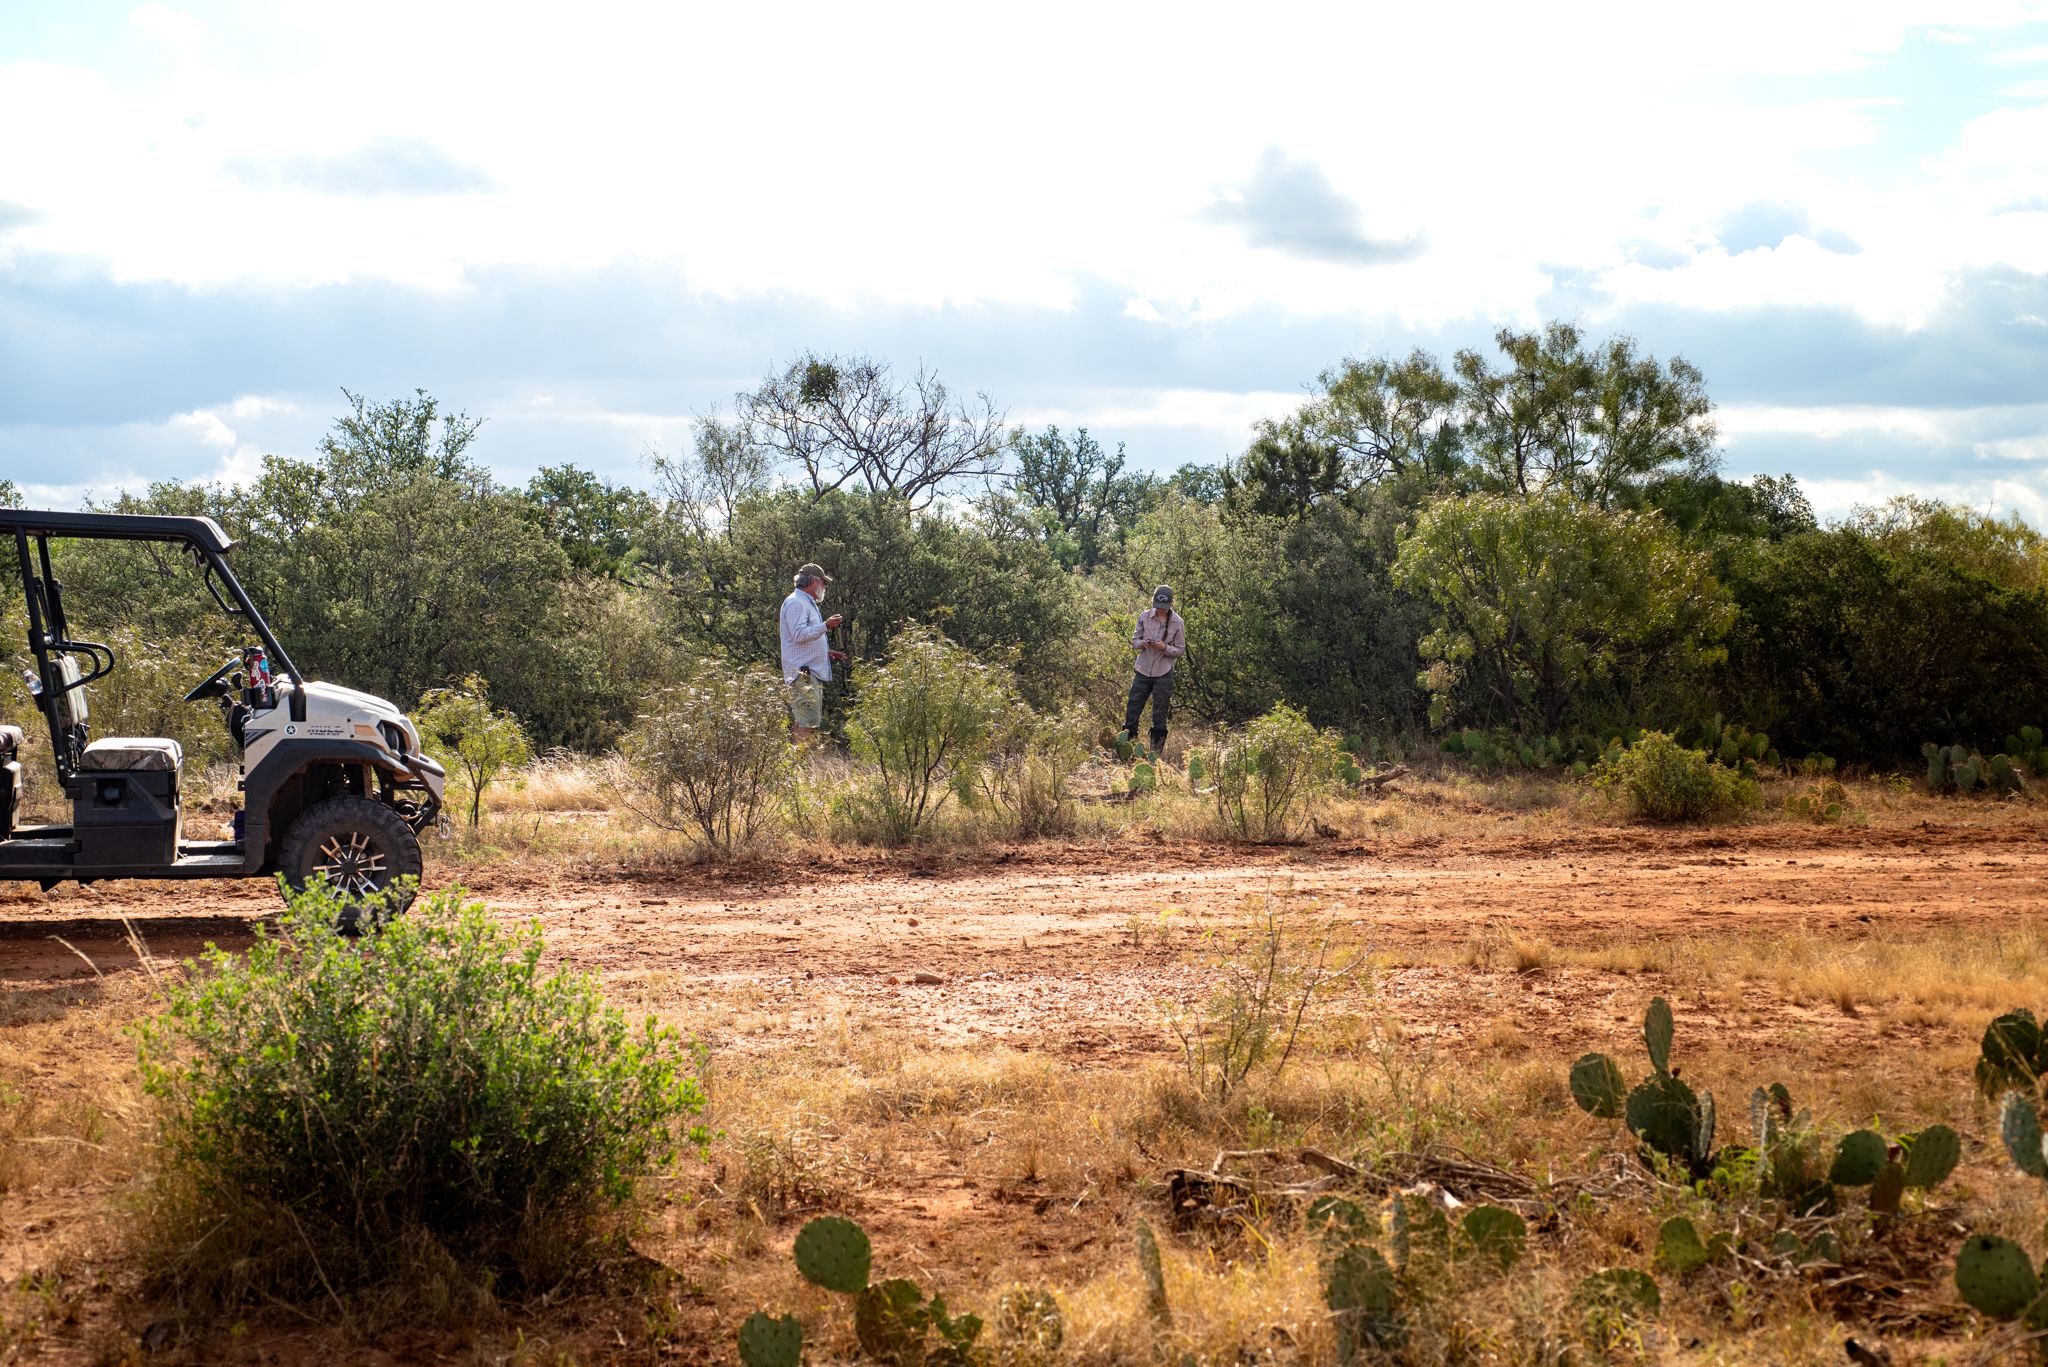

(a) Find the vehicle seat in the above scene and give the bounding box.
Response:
[0,723,20,839]
[81,738,183,772]
[53,655,88,730]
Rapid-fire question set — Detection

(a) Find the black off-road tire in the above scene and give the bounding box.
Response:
[277,795,423,929]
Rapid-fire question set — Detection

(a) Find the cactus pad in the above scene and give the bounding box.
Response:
[1306,1195,1380,1246]
[1657,1216,1709,1273]
[1642,997,1675,1074]
[926,1293,983,1364]
[1828,1129,1888,1187]
[1325,1245,1403,1355]
[794,1215,872,1294]
[2000,1092,2048,1179]
[1460,1205,1527,1270]
[1392,1194,1450,1268]
[1954,1234,2041,1321]
[854,1278,928,1359]
[1570,1052,1627,1119]
[1626,1072,1706,1166]
[737,1312,803,1367]
[1903,1124,1961,1189]
[1975,1009,2045,1097]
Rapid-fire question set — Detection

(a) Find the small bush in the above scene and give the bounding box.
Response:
[844,625,1013,843]
[416,673,533,828]
[136,881,708,1311]
[970,702,1093,837]
[1208,703,1342,840]
[614,660,795,853]
[1596,731,1759,822]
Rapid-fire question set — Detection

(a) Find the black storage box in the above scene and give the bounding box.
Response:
[74,768,180,871]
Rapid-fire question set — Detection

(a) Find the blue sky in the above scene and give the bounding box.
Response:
[3,1,2047,523]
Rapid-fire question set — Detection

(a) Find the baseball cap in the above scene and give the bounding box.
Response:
[1152,585,1174,605]
[796,562,834,585]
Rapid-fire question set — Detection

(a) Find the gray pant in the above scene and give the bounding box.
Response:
[1124,671,1174,751]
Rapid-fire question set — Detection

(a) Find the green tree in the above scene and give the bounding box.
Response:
[524,464,654,578]
[1456,324,1716,507]
[1007,425,1146,570]
[0,478,19,507]
[1393,493,1734,735]
[416,674,533,828]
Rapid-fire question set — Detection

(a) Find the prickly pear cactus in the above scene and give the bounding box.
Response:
[925,1293,983,1366]
[1570,1053,1627,1118]
[1113,730,1137,762]
[1954,1234,2043,1321]
[1828,1129,1888,1187]
[1657,1216,1710,1274]
[2000,1091,2048,1179]
[1392,1194,1449,1269]
[1975,1008,2046,1097]
[1460,1205,1526,1270]
[1306,1195,1380,1246]
[1643,996,1675,1074]
[854,1278,928,1360]
[794,1215,873,1294]
[737,1312,804,1367]
[1869,1161,1907,1215]
[1325,1244,1403,1357]
[1128,761,1157,794]
[1902,1124,1961,1190]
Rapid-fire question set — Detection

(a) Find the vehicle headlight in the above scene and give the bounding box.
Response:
[379,721,412,755]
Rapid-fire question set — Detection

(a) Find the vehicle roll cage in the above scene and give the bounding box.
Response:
[3,509,307,781]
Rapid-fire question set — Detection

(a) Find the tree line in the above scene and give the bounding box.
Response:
[8,326,2047,765]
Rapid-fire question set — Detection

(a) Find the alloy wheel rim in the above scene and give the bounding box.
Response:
[313,829,389,898]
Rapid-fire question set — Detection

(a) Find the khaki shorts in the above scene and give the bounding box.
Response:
[788,672,824,729]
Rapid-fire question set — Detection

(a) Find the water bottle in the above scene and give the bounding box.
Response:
[20,668,41,698]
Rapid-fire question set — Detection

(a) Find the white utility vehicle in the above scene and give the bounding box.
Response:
[1,509,445,917]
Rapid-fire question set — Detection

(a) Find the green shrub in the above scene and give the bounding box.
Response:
[1208,703,1342,840]
[136,881,708,1309]
[416,673,533,828]
[971,702,1093,837]
[1596,731,1759,822]
[614,660,795,853]
[845,626,1013,843]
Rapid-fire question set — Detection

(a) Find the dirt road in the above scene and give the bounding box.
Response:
[6,820,2044,1061]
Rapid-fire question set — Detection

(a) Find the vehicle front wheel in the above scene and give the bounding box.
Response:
[277,795,423,928]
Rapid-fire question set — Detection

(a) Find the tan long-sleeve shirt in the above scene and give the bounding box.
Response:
[1131,609,1185,678]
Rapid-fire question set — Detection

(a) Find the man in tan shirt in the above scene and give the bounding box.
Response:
[1124,585,1185,757]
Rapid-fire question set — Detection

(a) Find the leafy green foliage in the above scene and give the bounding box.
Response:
[1395,493,1733,736]
[615,660,795,853]
[1207,703,1342,840]
[1595,731,1759,822]
[843,626,1013,843]
[136,882,708,1302]
[415,673,532,828]
[1325,1244,1403,1358]
[768,1215,986,1365]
